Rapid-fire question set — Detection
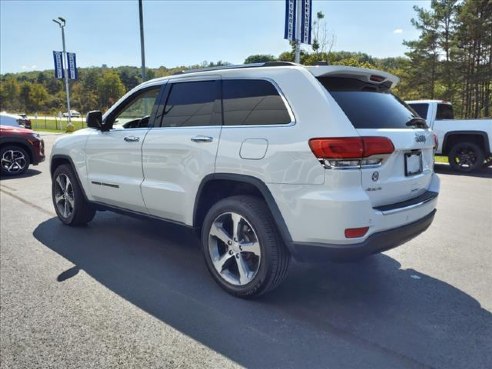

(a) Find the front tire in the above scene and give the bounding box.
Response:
[52,164,96,226]
[201,195,290,298]
[448,142,484,172]
[0,145,30,176]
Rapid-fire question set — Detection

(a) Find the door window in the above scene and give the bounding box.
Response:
[113,87,160,129]
[161,80,220,127]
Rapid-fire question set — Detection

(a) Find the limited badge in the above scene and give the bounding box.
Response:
[372,171,379,182]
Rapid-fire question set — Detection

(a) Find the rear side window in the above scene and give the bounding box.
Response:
[161,80,220,127]
[436,104,454,120]
[408,103,429,119]
[318,77,419,129]
[222,79,291,125]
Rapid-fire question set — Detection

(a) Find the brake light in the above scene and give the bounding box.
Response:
[369,75,385,83]
[309,137,363,159]
[309,137,394,169]
[362,137,395,157]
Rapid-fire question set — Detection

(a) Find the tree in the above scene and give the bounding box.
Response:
[97,70,125,110]
[19,82,32,112]
[404,5,440,99]
[29,84,49,112]
[404,0,491,117]
[311,11,335,59]
[244,54,276,64]
[118,67,141,91]
[0,77,20,111]
[454,0,492,117]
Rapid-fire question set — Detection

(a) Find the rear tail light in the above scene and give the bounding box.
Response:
[309,137,394,169]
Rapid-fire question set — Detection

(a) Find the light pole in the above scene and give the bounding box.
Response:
[52,17,73,130]
[138,0,146,81]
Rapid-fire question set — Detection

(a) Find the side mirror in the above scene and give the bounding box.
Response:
[86,111,103,129]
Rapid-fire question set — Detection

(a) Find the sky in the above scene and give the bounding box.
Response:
[0,0,431,74]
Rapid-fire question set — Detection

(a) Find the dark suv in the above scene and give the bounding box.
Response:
[0,125,45,176]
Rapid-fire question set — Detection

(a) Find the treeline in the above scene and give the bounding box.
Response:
[403,0,491,118]
[0,54,408,116]
[0,64,203,115]
[0,0,489,118]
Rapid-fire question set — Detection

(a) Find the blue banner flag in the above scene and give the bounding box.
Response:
[284,0,297,41]
[67,52,78,80]
[300,0,312,45]
[53,51,64,79]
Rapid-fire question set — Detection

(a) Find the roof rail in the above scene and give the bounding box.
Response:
[173,61,298,75]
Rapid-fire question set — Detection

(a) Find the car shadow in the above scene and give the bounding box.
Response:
[434,163,492,178]
[0,168,42,180]
[33,214,492,369]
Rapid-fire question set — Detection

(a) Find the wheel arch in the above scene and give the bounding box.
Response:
[0,140,34,164]
[51,154,90,202]
[193,174,293,248]
[442,131,489,156]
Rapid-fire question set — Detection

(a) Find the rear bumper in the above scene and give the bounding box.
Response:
[290,209,436,262]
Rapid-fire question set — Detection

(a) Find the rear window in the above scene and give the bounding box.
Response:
[222,79,291,125]
[408,103,429,119]
[318,77,419,129]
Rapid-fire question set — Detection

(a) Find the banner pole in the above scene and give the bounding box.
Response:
[294,0,301,64]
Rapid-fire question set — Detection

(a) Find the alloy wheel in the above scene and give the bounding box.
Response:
[54,174,75,219]
[1,149,27,174]
[208,212,262,286]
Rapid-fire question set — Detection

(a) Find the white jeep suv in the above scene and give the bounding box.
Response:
[50,62,440,297]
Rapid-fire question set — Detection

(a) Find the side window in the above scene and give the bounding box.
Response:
[222,79,291,125]
[436,104,454,120]
[161,80,220,127]
[113,87,160,129]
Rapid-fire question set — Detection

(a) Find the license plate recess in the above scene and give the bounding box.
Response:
[405,151,423,176]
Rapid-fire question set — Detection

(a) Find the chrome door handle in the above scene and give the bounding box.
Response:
[124,136,140,142]
[191,135,213,143]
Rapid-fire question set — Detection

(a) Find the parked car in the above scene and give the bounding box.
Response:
[50,62,439,297]
[406,100,492,172]
[0,125,45,176]
[62,110,81,118]
[0,112,32,129]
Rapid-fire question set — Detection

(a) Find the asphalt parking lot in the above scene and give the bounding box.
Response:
[1,133,491,369]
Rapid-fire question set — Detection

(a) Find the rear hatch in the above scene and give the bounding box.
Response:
[312,68,435,207]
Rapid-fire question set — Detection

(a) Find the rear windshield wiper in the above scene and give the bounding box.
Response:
[405,117,428,129]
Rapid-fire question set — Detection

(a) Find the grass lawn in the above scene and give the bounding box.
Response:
[434,155,448,164]
[31,118,85,132]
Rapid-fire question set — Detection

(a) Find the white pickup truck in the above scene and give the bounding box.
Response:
[406,100,492,172]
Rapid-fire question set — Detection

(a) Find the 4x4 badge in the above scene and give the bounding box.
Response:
[415,134,426,143]
[372,171,379,182]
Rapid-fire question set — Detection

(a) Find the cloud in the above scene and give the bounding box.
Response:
[393,28,403,34]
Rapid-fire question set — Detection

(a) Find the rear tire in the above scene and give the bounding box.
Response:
[448,142,484,172]
[52,164,96,226]
[201,195,290,298]
[0,145,30,176]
